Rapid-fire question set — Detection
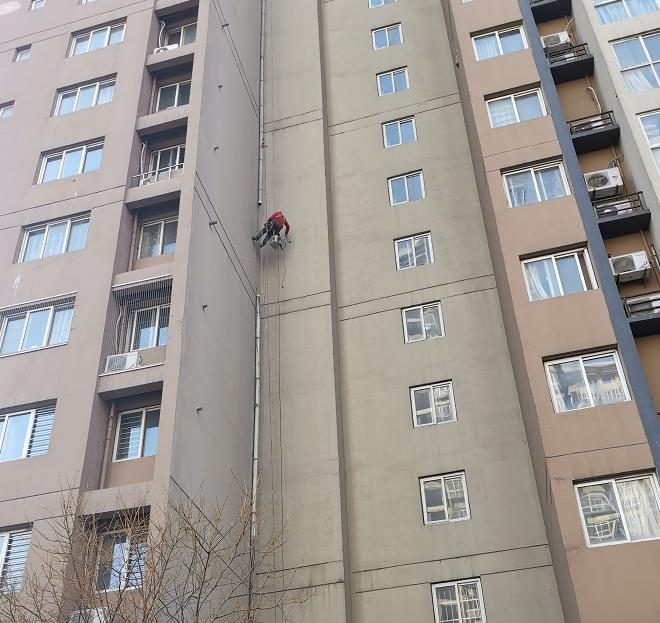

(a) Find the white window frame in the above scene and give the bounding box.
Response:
[639,110,660,171]
[0,529,31,591]
[388,171,425,205]
[369,0,396,6]
[410,381,456,428]
[372,23,403,50]
[593,0,660,21]
[432,579,487,623]
[401,301,444,343]
[472,26,528,61]
[382,117,417,148]
[155,80,191,112]
[420,472,471,525]
[19,215,89,262]
[0,302,74,356]
[612,33,660,91]
[137,217,178,258]
[30,0,45,9]
[149,144,185,174]
[166,22,197,46]
[113,406,160,462]
[502,161,570,207]
[38,142,103,183]
[95,527,145,592]
[0,103,13,119]
[575,474,660,547]
[394,233,434,270]
[521,248,597,301]
[0,410,35,461]
[544,351,630,413]
[377,67,409,96]
[15,46,31,61]
[69,23,125,57]
[129,304,170,351]
[55,78,115,116]
[486,88,546,128]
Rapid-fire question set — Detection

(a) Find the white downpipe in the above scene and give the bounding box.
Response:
[257,0,266,206]
[158,21,166,48]
[586,86,602,114]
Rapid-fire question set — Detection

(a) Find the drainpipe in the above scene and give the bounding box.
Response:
[257,0,266,207]
[99,401,116,488]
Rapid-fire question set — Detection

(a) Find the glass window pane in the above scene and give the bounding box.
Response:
[474,34,499,60]
[499,29,525,54]
[414,236,431,266]
[132,308,157,350]
[400,119,415,143]
[109,24,125,45]
[445,475,468,520]
[97,81,115,105]
[413,388,433,426]
[435,584,459,623]
[555,255,585,295]
[76,84,96,110]
[163,220,177,254]
[643,113,660,146]
[181,22,197,45]
[0,413,30,461]
[578,482,627,545]
[488,97,517,127]
[67,219,89,252]
[143,409,160,457]
[393,70,408,92]
[614,39,648,68]
[43,222,67,257]
[596,1,628,23]
[628,0,659,15]
[617,477,660,541]
[516,92,544,121]
[166,30,181,46]
[390,177,408,204]
[396,239,414,269]
[48,306,73,345]
[57,92,77,115]
[458,582,484,622]
[139,223,162,258]
[384,123,401,147]
[97,534,127,590]
[547,359,591,411]
[374,30,388,48]
[178,81,191,106]
[42,155,62,182]
[116,412,143,460]
[89,28,108,51]
[423,305,442,338]
[535,166,567,200]
[61,148,84,178]
[378,73,394,95]
[506,170,537,206]
[423,479,447,522]
[83,145,103,172]
[406,174,424,201]
[622,66,659,92]
[644,34,660,61]
[404,308,424,342]
[433,385,455,423]
[0,316,25,355]
[583,354,626,406]
[524,258,561,300]
[387,26,402,45]
[157,306,170,346]
[72,35,90,56]
[126,539,146,588]
[23,229,45,261]
[157,85,177,111]
[22,309,51,350]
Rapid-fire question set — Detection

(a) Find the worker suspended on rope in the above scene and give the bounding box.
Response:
[252,211,290,249]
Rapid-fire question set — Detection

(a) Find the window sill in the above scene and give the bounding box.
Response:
[0,343,67,359]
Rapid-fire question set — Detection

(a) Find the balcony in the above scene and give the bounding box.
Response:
[146,43,194,73]
[546,44,594,84]
[137,106,189,138]
[125,165,183,209]
[624,291,660,337]
[531,0,572,22]
[594,192,651,239]
[569,111,620,154]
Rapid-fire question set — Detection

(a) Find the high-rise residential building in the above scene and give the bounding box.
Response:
[2,0,660,622]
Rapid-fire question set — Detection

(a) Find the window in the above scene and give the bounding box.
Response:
[372,24,403,49]
[166,22,197,47]
[388,171,424,205]
[612,34,660,93]
[15,46,31,62]
[96,525,146,591]
[377,67,409,96]
[594,0,660,24]
[411,382,456,427]
[370,0,396,5]
[130,304,169,350]
[545,351,629,413]
[0,530,31,591]
[402,302,444,342]
[114,407,160,461]
[39,142,103,183]
[503,162,569,207]
[0,405,55,462]
[395,233,433,270]
[81,0,96,4]
[55,79,115,116]
[486,89,546,128]
[576,474,660,547]
[30,0,45,9]
[70,23,125,56]
[149,144,185,175]
[0,299,74,356]
[20,215,89,262]
[138,218,177,259]
[432,579,486,623]
[473,26,527,60]
[383,117,416,147]
[639,111,660,171]
[420,473,470,525]
[0,103,13,119]
[522,249,596,301]
[155,80,191,112]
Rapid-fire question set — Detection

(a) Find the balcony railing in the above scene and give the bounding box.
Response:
[569,111,616,135]
[546,43,594,83]
[569,111,620,154]
[593,191,651,238]
[594,192,645,219]
[624,291,660,318]
[546,43,590,64]
[129,164,184,188]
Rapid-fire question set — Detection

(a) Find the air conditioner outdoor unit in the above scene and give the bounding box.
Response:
[541,31,571,50]
[610,251,650,283]
[69,610,108,623]
[584,167,623,199]
[105,351,140,373]
[154,43,179,54]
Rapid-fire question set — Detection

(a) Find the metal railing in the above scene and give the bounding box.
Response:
[546,43,590,64]
[129,164,184,188]
[623,290,660,318]
[593,191,646,219]
[568,111,616,135]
